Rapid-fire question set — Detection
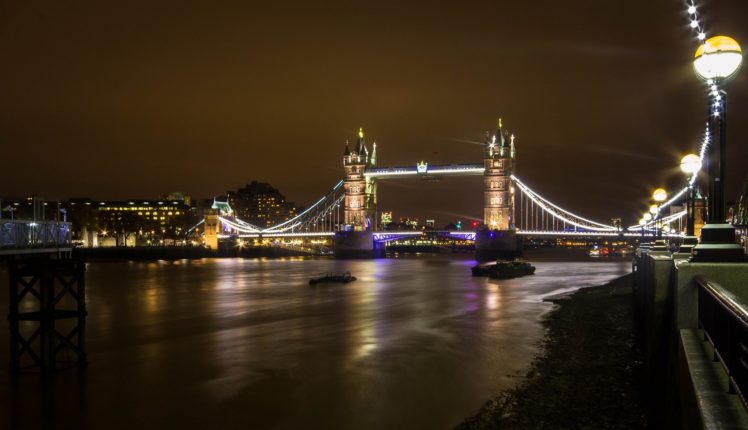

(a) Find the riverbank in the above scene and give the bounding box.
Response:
[457,274,649,429]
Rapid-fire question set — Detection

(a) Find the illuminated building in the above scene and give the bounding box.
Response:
[96,199,194,246]
[226,181,298,228]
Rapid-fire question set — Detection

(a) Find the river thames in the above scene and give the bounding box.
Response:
[0,256,630,429]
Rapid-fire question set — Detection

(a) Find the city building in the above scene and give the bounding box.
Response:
[226,181,298,228]
[96,199,195,246]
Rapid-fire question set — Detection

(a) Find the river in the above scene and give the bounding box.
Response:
[0,256,630,429]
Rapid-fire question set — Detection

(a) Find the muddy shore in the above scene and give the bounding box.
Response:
[457,274,649,429]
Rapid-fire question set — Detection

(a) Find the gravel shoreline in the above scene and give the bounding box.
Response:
[456,274,649,429]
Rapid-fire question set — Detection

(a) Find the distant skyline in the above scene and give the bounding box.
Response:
[2,0,747,224]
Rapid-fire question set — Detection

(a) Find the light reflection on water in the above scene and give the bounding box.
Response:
[0,256,629,430]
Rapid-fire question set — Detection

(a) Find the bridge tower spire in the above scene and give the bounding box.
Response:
[483,118,515,230]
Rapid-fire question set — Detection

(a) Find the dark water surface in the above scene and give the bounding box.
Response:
[0,257,629,430]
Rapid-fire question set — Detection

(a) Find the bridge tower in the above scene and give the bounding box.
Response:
[483,118,515,229]
[203,209,220,250]
[335,128,375,257]
[342,128,370,230]
[476,119,522,261]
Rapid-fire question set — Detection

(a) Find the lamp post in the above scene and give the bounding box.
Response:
[692,36,744,261]
[680,154,702,236]
[653,189,667,240]
[640,213,653,251]
[643,212,652,238]
[649,202,660,239]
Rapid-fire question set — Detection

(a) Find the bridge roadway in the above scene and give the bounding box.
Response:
[220,229,683,241]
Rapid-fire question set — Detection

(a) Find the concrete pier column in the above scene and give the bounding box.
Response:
[475,229,522,261]
[334,230,374,258]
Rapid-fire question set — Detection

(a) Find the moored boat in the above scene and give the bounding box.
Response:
[309,272,357,285]
[471,262,496,277]
[472,259,535,279]
[488,260,535,279]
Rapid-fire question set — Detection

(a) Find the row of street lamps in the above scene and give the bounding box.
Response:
[638,34,742,260]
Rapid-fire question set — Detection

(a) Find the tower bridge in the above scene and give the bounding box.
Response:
[205,119,688,259]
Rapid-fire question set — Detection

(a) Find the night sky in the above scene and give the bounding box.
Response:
[2,0,747,225]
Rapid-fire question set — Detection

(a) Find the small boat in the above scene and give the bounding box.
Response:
[309,272,357,285]
[488,260,535,279]
[472,259,535,279]
[471,262,496,277]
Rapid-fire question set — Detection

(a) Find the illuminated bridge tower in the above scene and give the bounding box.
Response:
[476,119,522,261]
[483,119,515,230]
[342,128,370,229]
[335,128,376,257]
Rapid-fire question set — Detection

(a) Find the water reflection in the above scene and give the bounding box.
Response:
[0,257,629,430]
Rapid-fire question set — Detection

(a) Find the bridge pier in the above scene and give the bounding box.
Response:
[333,230,374,258]
[475,229,522,262]
[8,257,88,371]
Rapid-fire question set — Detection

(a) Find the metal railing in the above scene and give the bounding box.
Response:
[0,220,72,249]
[696,275,748,408]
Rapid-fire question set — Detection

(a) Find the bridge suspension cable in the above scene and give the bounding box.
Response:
[511,175,618,232]
[629,210,688,232]
[218,180,345,235]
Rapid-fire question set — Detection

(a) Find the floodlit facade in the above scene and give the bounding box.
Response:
[483,119,515,230]
[342,129,376,230]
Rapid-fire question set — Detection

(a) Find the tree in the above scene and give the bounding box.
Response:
[99,211,150,247]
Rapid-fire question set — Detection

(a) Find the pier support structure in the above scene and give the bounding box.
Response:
[8,258,87,371]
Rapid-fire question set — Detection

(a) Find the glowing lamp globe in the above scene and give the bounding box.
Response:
[694,36,743,80]
[649,204,659,215]
[680,154,702,174]
[639,218,646,225]
[653,188,668,203]
[643,213,652,222]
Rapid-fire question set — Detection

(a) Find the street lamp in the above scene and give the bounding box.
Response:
[694,36,743,81]
[680,154,702,237]
[653,188,668,203]
[693,35,744,261]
